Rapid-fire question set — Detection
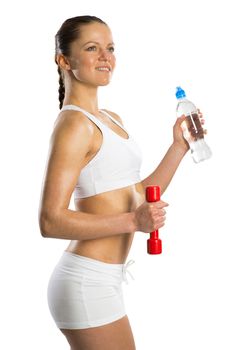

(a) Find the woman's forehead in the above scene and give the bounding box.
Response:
[77,23,113,46]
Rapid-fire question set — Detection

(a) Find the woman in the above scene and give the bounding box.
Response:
[39,15,197,350]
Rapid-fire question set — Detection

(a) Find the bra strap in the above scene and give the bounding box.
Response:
[99,109,128,131]
[60,104,105,130]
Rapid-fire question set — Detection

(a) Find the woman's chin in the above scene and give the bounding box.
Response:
[97,77,112,86]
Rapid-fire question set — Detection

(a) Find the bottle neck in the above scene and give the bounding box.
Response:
[177,97,187,102]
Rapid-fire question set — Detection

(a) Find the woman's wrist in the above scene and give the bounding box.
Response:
[128,211,138,233]
[171,140,189,156]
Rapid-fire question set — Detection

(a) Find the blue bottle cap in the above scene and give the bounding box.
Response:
[175,86,186,99]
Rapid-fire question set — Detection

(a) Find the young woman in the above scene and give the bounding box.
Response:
[39,15,199,350]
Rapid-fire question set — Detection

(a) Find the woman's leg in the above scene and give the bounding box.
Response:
[60,315,136,350]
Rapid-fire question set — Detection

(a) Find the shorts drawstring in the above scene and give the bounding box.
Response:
[122,260,135,284]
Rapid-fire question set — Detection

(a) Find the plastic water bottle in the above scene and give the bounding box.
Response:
[175,87,212,163]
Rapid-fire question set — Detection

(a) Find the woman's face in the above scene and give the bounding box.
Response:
[68,22,116,87]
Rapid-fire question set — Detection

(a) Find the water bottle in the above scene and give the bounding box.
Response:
[175,87,212,163]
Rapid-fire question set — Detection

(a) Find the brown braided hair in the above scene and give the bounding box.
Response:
[55,15,107,109]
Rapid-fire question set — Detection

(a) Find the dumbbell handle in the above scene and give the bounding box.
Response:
[146,186,162,255]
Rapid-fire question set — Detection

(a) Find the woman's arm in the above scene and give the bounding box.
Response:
[141,142,188,194]
[141,116,189,194]
[40,208,137,240]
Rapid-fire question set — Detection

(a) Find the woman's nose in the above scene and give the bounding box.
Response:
[98,49,111,61]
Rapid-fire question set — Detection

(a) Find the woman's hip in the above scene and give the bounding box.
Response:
[47,251,128,329]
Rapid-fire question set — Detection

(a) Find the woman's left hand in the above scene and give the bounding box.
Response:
[172,109,206,152]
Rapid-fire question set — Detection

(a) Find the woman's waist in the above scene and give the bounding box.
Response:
[66,233,135,264]
[70,183,144,263]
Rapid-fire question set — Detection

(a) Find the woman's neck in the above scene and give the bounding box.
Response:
[63,81,99,114]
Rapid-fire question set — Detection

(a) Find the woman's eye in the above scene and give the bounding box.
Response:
[86,45,115,53]
[86,46,97,51]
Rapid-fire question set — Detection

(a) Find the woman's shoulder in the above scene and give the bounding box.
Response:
[53,108,95,133]
[49,109,95,148]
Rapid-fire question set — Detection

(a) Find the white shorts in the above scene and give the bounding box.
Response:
[47,251,134,330]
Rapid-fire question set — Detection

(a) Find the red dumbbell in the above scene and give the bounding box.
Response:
[146,186,162,254]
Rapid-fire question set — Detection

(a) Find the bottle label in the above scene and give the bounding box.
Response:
[182,112,204,144]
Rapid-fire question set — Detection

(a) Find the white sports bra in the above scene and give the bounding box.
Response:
[60,105,143,199]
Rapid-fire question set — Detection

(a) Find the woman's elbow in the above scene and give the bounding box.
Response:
[39,210,54,238]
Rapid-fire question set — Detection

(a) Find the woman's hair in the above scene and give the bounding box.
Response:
[55,15,107,109]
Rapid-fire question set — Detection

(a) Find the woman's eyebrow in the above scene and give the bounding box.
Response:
[82,41,115,47]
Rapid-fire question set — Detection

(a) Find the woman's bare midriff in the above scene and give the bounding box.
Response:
[65,182,145,264]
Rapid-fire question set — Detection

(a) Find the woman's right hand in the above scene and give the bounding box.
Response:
[133,200,169,233]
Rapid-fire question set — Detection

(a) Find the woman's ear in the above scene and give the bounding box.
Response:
[56,54,71,71]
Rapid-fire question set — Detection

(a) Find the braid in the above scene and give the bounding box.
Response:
[58,66,65,109]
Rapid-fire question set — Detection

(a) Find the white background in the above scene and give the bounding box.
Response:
[1,0,233,349]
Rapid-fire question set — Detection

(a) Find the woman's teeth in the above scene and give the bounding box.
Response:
[96,67,110,71]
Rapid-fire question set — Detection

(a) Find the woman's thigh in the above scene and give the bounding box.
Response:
[60,315,136,350]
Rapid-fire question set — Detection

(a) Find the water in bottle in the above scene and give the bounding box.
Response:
[175,87,212,163]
